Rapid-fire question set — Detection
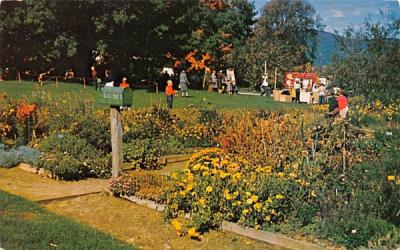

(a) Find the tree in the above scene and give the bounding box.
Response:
[0,0,79,74]
[231,0,322,89]
[328,16,400,102]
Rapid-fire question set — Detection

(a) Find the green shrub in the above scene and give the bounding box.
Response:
[123,139,160,170]
[0,145,39,168]
[70,112,111,154]
[37,134,111,180]
[16,146,40,165]
[0,149,20,168]
[319,214,396,249]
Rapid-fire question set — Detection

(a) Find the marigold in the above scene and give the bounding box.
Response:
[275,194,284,199]
[254,202,262,211]
[188,227,200,239]
[199,197,206,206]
[246,198,253,204]
[206,186,213,193]
[251,195,258,202]
[242,209,249,215]
[387,175,395,181]
[265,215,271,222]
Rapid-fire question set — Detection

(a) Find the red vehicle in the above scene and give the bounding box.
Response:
[284,72,319,89]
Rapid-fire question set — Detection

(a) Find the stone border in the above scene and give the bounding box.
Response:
[118,194,326,250]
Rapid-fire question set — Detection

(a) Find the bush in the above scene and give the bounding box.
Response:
[0,145,39,168]
[69,111,111,155]
[319,214,396,249]
[109,172,170,202]
[0,149,20,168]
[15,146,40,165]
[123,139,160,170]
[37,134,111,180]
[163,148,312,232]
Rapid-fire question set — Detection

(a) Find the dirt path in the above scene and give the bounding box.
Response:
[0,167,279,250]
[0,167,107,202]
[43,193,279,250]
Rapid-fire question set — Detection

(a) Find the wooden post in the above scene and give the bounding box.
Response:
[56,77,58,87]
[18,72,21,82]
[110,107,123,177]
[155,82,159,94]
[83,77,86,88]
[274,67,277,89]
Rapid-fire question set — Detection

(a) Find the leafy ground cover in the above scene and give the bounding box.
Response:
[0,190,135,250]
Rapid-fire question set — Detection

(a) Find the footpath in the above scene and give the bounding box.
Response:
[0,167,277,250]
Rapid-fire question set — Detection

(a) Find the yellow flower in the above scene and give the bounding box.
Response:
[289,172,297,178]
[199,197,206,206]
[251,195,258,202]
[265,215,271,222]
[242,209,249,215]
[224,189,232,200]
[275,194,284,199]
[311,190,317,197]
[171,219,182,236]
[179,190,186,196]
[245,192,251,197]
[220,172,229,179]
[171,172,178,180]
[246,198,253,204]
[186,183,193,192]
[187,172,194,181]
[387,175,395,181]
[266,197,273,203]
[192,164,200,171]
[206,186,213,193]
[188,227,200,239]
[254,202,262,211]
[277,172,285,178]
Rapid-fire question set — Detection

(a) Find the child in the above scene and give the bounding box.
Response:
[165,80,176,109]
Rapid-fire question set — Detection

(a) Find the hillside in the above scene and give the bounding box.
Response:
[314,31,336,66]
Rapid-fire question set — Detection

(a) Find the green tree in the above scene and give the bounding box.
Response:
[329,17,400,102]
[231,0,322,89]
[0,0,78,74]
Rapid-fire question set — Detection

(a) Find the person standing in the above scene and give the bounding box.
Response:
[337,89,349,119]
[91,66,98,90]
[294,78,301,103]
[166,80,176,109]
[216,70,225,93]
[260,74,270,96]
[105,70,116,87]
[120,77,130,89]
[318,83,326,104]
[179,70,190,97]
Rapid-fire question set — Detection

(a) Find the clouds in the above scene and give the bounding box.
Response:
[254,0,400,34]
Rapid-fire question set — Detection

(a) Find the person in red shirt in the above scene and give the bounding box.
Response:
[337,89,348,119]
[165,80,176,109]
[120,77,130,89]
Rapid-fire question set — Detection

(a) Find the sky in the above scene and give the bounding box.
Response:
[253,0,400,34]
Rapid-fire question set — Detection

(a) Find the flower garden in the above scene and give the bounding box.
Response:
[1,85,399,249]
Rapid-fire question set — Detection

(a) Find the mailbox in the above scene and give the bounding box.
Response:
[97,87,133,107]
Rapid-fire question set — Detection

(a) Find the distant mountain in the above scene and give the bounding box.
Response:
[314,31,336,66]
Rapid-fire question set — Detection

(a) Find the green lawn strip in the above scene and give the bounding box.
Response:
[0,80,308,110]
[0,190,135,250]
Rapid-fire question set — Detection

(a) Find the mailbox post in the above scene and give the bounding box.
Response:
[97,87,132,177]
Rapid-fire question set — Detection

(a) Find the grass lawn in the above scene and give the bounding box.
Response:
[0,80,307,110]
[0,190,135,250]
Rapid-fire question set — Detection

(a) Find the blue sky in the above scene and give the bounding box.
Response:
[253,0,400,34]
